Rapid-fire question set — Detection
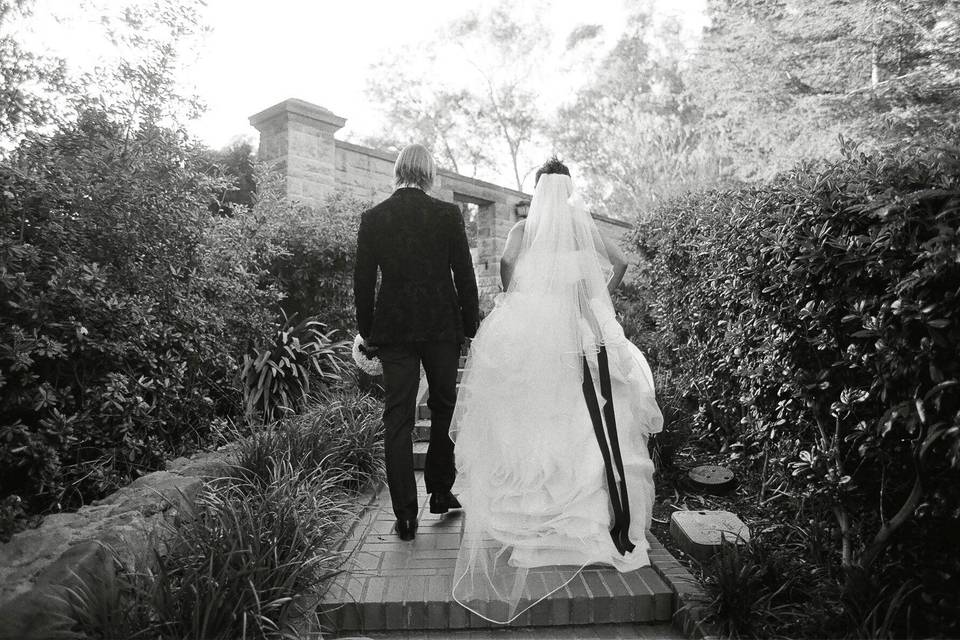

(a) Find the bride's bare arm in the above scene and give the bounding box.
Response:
[602,233,629,293]
[499,220,526,290]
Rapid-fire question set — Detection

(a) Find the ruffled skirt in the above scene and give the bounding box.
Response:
[450,290,663,623]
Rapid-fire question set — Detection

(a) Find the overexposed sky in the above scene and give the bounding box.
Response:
[14,0,707,177]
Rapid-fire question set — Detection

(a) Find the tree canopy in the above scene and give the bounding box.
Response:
[363,0,960,217]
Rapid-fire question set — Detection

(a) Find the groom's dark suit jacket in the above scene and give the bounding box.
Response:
[354,187,480,345]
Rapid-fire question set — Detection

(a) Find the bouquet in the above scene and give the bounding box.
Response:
[352,334,382,376]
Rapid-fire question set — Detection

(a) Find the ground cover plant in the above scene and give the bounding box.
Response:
[59,388,384,640]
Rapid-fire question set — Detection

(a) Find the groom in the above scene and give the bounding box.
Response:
[353,144,480,541]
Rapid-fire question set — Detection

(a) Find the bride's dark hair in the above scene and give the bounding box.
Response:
[534,156,570,186]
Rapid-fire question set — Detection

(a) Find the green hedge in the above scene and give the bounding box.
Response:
[622,142,960,636]
[210,172,371,336]
[0,111,279,536]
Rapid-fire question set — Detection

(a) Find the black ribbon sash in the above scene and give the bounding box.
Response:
[581,345,635,556]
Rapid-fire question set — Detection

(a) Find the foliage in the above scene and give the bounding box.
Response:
[63,470,347,640]
[700,536,803,639]
[202,137,257,214]
[688,0,960,181]
[242,314,350,423]
[0,1,279,536]
[60,388,382,640]
[0,0,68,137]
[363,0,548,190]
[556,8,724,217]
[624,142,960,636]
[234,388,384,494]
[0,111,276,527]
[208,170,371,334]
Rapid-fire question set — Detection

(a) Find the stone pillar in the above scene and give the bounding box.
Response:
[249,98,346,206]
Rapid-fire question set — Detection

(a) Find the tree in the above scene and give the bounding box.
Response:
[362,55,495,178]
[0,0,67,143]
[557,8,725,219]
[203,136,257,214]
[363,1,549,191]
[447,4,547,190]
[687,0,960,180]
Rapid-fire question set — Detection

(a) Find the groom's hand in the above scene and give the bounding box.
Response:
[464,318,479,339]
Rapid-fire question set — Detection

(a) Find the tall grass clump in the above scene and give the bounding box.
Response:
[60,388,384,640]
[234,389,384,493]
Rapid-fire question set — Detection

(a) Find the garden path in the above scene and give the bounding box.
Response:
[318,476,686,637]
[318,356,696,637]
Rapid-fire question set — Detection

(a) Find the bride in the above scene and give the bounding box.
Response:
[449,158,664,623]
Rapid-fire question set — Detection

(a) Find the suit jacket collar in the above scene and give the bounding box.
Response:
[392,187,426,198]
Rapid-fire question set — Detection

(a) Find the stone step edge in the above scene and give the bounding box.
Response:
[413,441,429,469]
[413,420,431,442]
[320,570,674,632]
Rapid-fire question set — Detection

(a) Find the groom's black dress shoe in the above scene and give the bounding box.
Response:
[396,518,418,541]
[429,491,462,514]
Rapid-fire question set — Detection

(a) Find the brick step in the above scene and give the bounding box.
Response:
[417,404,431,421]
[413,440,428,470]
[320,565,674,632]
[318,480,687,636]
[347,623,681,639]
[413,420,431,442]
[416,376,464,421]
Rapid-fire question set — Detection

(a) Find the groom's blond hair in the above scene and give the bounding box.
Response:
[394,144,436,191]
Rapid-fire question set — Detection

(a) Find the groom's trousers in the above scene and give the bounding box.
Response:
[377,341,459,521]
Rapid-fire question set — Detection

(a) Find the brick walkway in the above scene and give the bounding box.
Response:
[355,622,680,638]
[319,475,691,637]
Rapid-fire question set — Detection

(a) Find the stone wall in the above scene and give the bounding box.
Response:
[249,98,633,301]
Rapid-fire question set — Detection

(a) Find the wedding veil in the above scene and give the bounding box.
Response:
[449,174,661,624]
[508,173,618,354]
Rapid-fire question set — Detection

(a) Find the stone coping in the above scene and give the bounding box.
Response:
[250,98,347,130]
[334,139,533,201]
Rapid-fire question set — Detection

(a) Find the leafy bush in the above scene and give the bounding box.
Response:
[623,141,960,636]
[0,111,279,532]
[218,172,371,334]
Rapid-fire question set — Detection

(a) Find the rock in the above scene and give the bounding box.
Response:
[98,471,201,514]
[0,540,108,640]
[669,510,750,563]
[0,450,217,638]
[166,444,237,478]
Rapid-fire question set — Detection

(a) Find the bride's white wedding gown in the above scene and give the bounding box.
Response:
[449,174,663,623]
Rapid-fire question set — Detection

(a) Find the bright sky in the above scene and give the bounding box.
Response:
[14,0,708,184]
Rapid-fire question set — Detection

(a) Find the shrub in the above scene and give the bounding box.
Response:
[623,141,960,636]
[219,172,372,334]
[0,109,279,532]
[241,314,351,423]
